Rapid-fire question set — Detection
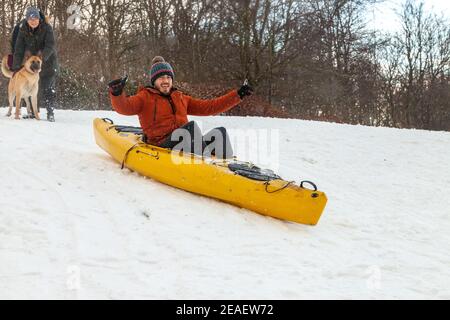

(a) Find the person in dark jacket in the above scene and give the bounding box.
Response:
[12,7,59,122]
[108,56,253,158]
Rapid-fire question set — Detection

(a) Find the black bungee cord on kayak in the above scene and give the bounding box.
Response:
[264,180,295,193]
[121,142,147,169]
[101,119,147,169]
[264,180,319,194]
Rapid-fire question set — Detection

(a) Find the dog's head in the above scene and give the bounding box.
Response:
[23,52,42,74]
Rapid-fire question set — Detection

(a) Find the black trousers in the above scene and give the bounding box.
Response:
[39,73,57,115]
[159,121,233,158]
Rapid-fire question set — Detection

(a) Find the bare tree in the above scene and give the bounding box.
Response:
[390,0,450,129]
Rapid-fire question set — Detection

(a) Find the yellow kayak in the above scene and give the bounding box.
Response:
[93,118,327,225]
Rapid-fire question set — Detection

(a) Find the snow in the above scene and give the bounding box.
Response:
[0,108,449,299]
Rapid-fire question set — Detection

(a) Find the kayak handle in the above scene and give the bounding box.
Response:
[103,118,114,124]
[300,180,318,191]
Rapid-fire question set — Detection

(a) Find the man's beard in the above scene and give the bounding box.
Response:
[159,86,171,94]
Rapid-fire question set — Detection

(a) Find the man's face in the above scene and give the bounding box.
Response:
[154,75,173,95]
[27,17,40,29]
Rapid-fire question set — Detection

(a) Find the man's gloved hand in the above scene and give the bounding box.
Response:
[108,75,128,96]
[237,81,253,99]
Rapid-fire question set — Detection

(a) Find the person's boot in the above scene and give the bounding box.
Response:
[47,111,55,122]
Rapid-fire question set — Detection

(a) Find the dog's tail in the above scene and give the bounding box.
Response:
[1,55,13,79]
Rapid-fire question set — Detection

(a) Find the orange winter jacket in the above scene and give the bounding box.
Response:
[110,87,242,146]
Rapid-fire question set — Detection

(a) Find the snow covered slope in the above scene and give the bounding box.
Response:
[0,108,449,299]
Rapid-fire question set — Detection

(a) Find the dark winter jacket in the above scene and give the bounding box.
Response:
[12,15,58,77]
[11,10,45,53]
[110,87,241,146]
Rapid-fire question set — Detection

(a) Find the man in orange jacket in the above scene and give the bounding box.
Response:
[108,56,253,158]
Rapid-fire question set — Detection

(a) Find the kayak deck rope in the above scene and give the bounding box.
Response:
[121,142,147,169]
[264,180,319,194]
[136,149,160,160]
[264,181,295,193]
[103,120,148,169]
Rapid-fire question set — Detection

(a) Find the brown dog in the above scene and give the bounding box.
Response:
[1,53,42,120]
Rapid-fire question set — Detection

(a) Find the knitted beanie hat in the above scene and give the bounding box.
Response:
[26,7,40,20]
[150,56,174,86]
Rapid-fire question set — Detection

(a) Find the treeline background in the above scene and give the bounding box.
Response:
[1,0,450,131]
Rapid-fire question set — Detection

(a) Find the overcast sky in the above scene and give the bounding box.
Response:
[369,0,450,32]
